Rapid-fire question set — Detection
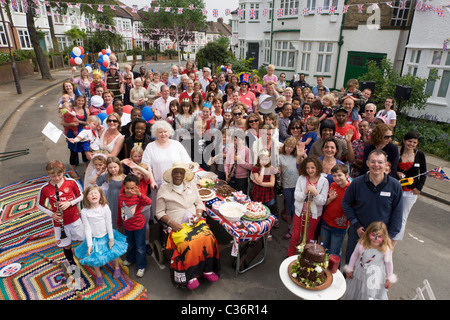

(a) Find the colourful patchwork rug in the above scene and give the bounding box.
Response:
[0,172,78,225]
[0,175,147,300]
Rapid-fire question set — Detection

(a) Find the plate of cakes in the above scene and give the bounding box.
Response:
[198,188,216,201]
[288,243,332,290]
[242,202,270,221]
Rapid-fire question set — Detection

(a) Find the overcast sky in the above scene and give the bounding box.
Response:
[120,0,239,23]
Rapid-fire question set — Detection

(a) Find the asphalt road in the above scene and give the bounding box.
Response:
[0,84,449,301]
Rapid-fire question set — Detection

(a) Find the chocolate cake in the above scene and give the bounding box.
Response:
[291,243,329,288]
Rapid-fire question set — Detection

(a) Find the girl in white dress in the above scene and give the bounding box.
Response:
[75,186,127,286]
[342,221,397,300]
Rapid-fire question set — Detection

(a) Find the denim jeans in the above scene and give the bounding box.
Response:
[282,188,295,217]
[125,226,147,270]
[319,220,347,258]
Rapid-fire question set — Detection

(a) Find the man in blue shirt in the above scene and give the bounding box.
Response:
[342,149,403,266]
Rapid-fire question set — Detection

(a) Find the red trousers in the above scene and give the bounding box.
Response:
[288,213,320,256]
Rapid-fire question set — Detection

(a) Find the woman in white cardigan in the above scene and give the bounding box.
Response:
[288,156,329,256]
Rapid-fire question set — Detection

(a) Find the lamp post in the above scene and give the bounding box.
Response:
[0,4,21,94]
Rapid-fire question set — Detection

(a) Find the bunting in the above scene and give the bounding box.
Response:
[17,0,446,27]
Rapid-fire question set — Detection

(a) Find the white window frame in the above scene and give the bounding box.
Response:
[425,50,450,100]
[12,0,25,13]
[264,40,270,63]
[316,42,333,74]
[274,41,296,69]
[306,0,316,12]
[406,49,421,76]
[391,0,412,27]
[301,42,312,72]
[17,29,32,49]
[280,0,299,16]
[0,24,9,47]
[249,3,260,21]
[239,4,246,21]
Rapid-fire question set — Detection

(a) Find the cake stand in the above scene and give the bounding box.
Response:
[279,255,346,300]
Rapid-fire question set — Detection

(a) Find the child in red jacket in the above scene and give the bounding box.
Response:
[117,175,151,278]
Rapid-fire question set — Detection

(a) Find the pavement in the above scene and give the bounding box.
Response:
[1,66,449,206]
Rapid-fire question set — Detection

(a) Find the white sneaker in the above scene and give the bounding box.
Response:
[122,260,132,266]
[136,268,145,277]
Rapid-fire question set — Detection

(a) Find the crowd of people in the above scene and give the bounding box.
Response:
[40,59,428,299]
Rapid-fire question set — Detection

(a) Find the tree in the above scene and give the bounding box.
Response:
[196,36,229,73]
[140,0,206,65]
[358,58,440,114]
[25,1,53,80]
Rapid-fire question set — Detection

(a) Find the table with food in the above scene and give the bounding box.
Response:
[191,167,276,275]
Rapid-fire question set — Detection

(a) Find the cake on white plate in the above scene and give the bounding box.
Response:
[244,202,267,219]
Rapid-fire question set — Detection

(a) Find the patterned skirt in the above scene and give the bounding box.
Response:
[167,219,220,287]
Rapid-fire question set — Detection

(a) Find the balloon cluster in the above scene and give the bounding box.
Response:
[98,49,112,72]
[69,46,84,66]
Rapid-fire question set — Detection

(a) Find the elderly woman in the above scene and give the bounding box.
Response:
[142,120,191,218]
[361,123,399,178]
[129,78,148,109]
[156,162,220,290]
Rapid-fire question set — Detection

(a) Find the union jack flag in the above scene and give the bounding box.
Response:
[0,264,20,277]
[165,7,171,12]
[358,4,364,13]
[189,4,194,10]
[290,7,297,15]
[22,0,28,13]
[76,3,81,9]
[425,167,449,181]
[249,9,255,18]
[317,7,323,15]
[154,7,160,12]
[132,5,137,13]
[443,40,448,51]
[329,6,336,15]
[342,5,349,13]
[303,7,309,16]
[240,72,251,83]
[66,2,72,8]
[11,0,18,11]
[87,4,93,9]
[237,9,243,18]
[55,1,60,7]
[277,8,284,17]
[400,0,407,10]
[436,7,445,17]
[213,9,219,17]
[98,5,103,12]
[262,8,268,17]
[386,2,394,8]
[143,6,148,12]
[372,3,379,10]
[225,9,231,16]
[202,8,207,15]
[178,8,183,14]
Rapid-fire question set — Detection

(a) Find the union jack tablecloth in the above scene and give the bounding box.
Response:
[206,201,275,257]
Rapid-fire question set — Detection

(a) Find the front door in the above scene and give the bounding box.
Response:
[247,42,259,70]
[343,51,386,85]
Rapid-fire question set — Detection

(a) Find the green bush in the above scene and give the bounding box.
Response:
[395,114,450,161]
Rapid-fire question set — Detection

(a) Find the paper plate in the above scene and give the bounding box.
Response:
[0,263,22,277]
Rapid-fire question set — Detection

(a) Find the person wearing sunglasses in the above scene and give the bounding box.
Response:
[363,103,377,130]
[360,123,399,179]
[230,104,246,130]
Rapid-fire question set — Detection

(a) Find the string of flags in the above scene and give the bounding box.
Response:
[4,0,449,20]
